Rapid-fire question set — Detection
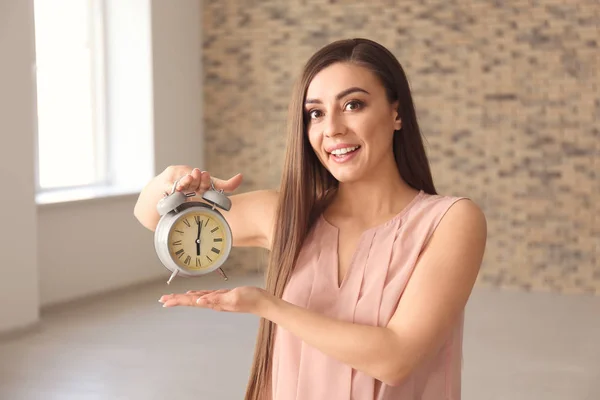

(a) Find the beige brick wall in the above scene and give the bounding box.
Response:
[202,0,599,295]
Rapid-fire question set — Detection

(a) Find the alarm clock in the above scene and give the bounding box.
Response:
[154,179,233,284]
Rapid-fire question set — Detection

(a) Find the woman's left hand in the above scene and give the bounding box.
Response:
[159,286,271,315]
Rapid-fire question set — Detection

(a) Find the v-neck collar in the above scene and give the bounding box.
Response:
[318,190,425,290]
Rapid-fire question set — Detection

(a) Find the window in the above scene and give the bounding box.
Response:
[32,0,155,204]
[33,0,107,191]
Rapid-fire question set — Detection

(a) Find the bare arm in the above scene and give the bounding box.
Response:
[261,199,486,385]
[133,165,278,249]
[159,198,486,386]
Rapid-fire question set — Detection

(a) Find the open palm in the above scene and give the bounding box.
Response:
[159,286,269,315]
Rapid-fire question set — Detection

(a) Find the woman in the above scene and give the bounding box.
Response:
[134,38,487,400]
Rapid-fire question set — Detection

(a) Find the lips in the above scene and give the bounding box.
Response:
[329,145,360,156]
[325,143,361,153]
[326,145,361,163]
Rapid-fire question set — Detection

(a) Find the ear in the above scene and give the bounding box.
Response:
[392,101,401,131]
[394,115,402,131]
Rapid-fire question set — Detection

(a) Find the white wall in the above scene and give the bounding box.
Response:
[0,0,40,333]
[151,0,204,170]
[0,0,204,332]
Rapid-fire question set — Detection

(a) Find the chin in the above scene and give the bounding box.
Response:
[322,160,366,184]
[328,168,364,184]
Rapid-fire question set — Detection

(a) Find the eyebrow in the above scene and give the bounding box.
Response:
[305,87,370,105]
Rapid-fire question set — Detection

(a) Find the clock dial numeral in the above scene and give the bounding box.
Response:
[170,211,228,270]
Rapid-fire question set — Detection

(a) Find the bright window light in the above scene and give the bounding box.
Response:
[33,0,107,191]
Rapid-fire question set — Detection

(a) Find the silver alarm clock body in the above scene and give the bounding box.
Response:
[154,186,233,284]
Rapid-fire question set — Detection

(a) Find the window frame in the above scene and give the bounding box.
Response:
[33,0,155,206]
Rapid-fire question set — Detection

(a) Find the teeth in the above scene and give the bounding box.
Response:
[330,146,359,156]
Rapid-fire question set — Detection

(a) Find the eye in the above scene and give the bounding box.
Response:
[307,109,324,120]
[344,100,364,111]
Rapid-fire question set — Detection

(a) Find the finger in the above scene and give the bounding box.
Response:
[199,171,212,192]
[158,293,176,303]
[159,292,182,305]
[210,173,243,193]
[176,174,191,191]
[198,289,230,299]
[159,290,230,306]
[185,290,214,296]
[160,293,200,307]
[196,289,233,305]
[175,168,202,192]
[189,168,202,191]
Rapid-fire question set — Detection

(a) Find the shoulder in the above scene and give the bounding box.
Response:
[430,194,486,228]
[413,192,485,225]
[404,192,487,250]
[440,197,487,238]
[422,194,487,254]
[445,196,486,223]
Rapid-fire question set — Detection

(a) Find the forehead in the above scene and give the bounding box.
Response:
[305,62,382,100]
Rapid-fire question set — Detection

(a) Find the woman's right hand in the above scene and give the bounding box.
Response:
[134,165,243,231]
[169,166,243,199]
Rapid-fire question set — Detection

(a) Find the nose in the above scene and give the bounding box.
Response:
[323,111,347,138]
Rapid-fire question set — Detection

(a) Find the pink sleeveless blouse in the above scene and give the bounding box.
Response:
[271,190,467,400]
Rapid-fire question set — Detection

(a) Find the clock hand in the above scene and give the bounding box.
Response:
[196,220,202,256]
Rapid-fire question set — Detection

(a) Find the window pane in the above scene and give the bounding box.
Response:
[33,0,103,190]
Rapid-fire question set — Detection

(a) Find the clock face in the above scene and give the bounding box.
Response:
[167,209,229,272]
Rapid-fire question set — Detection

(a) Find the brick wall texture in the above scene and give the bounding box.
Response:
[201,0,599,295]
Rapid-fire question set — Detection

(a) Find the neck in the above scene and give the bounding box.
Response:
[328,154,420,225]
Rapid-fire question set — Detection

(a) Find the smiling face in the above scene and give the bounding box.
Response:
[304,62,401,183]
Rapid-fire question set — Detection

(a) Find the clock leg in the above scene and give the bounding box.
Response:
[217,267,228,281]
[167,269,178,285]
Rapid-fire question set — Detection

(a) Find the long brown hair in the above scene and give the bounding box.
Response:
[244,38,437,399]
